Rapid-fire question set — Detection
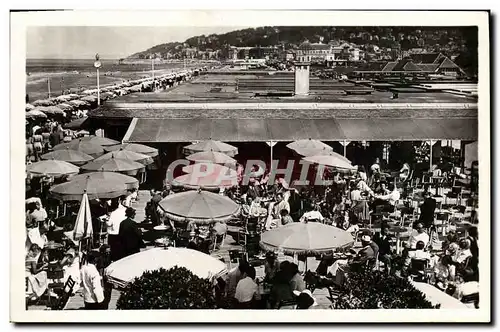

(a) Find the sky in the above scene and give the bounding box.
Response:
[27,26,245,59]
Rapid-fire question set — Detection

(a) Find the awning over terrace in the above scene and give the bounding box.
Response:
[122,117,477,143]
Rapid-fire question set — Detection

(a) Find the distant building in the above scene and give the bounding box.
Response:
[296,40,336,64]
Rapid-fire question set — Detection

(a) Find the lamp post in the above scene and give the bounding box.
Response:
[94,53,102,106]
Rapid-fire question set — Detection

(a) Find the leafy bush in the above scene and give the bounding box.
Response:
[330,266,438,309]
[116,266,217,309]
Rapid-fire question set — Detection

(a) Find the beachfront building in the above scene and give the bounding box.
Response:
[85,65,477,187]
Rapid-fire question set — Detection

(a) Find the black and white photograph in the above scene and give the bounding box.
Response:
[10,10,490,323]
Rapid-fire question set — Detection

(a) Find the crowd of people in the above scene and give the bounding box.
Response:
[25,137,479,310]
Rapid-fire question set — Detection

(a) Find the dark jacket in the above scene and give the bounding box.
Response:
[118,217,144,259]
[373,233,392,256]
[418,197,437,227]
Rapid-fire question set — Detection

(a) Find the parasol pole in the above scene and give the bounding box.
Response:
[47,77,51,98]
[343,141,346,158]
[429,140,433,171]
[94,54,102,106]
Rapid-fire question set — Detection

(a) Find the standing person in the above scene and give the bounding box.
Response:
[373,226,393,274]
[80,251,105,310]
[118,208,145,260]
[106,197,127,261]
[417,191,437,230]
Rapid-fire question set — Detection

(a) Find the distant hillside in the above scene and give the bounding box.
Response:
[129,26,477,62]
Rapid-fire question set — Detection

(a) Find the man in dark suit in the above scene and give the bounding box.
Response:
[118,208,145,260]
[417,191,436,229]
[373,226,393,274]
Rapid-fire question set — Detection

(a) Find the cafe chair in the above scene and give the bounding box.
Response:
[52,276,76,310]
[434,211,450,237]
[278,299,297,309]
[445,186,463,206]
[409,258,429,283]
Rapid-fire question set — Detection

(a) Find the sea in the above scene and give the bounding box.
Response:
[25,58,201,102]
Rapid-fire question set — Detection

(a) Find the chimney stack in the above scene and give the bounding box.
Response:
[294,56,310,96]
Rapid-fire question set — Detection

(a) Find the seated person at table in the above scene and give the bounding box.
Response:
[25,244,48,300]
[264,252,280,283]
[299,205,324,223]
[433,255,453,290]
[372,183,400,213]
[25,223,48,254]
[269,270,295,309]
[442,228,459,250]
[234,266,260,309]
[212,221,228,248]
[407,223,430,250]
[288,263,306,292]
[399,163,411,182]
[357,166,367,182]
[273,193,290,219]
[373,226,393,274]
[328,235,376,278]
[448,239,473,281]
[374,181,390,196]
[370,158,381,174]
[404,241,431,269]
[241,195,253,217]
[226,260,250,300]
[280,209,294,226]
[186,219,197,239]
[294,289,318,309]
[26,201,47,229]
[417,191,437,229]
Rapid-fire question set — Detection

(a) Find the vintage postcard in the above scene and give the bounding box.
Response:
[10,10,490,323]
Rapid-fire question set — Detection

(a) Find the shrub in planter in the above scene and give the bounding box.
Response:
[330,265,438,309]
[116,266,217,309]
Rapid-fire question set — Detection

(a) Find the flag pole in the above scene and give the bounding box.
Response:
[97,68,100,106]
[47,77,51,98]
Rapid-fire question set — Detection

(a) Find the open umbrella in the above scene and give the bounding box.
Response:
[56,103,74,111]
[49,172,131,201]
[287,139,332,152]
[70,172,138,191]
[303,153,356,171]
[69,100,90,108]
[104,143,158,157]
[32,99,55,107]
[54,139,105,158]
[80,95,98,103]
[37,106,65,116]
[183,140,238,157]
[41,148,94,166]
[26,103,35,111]
[55,95,72,102]
[94,149,154,166]
[171,174,238,190]
[158,189,240,224]
[186,151,236,165]
[105,247,228,289]
[26,160,80,178]
[63,116,89,130]
[260,223,354,255]
[81,155,145,174]
[25,110,47,119]
[73,192,93,240]
[79,135,120,147]
[294,147,352,163]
